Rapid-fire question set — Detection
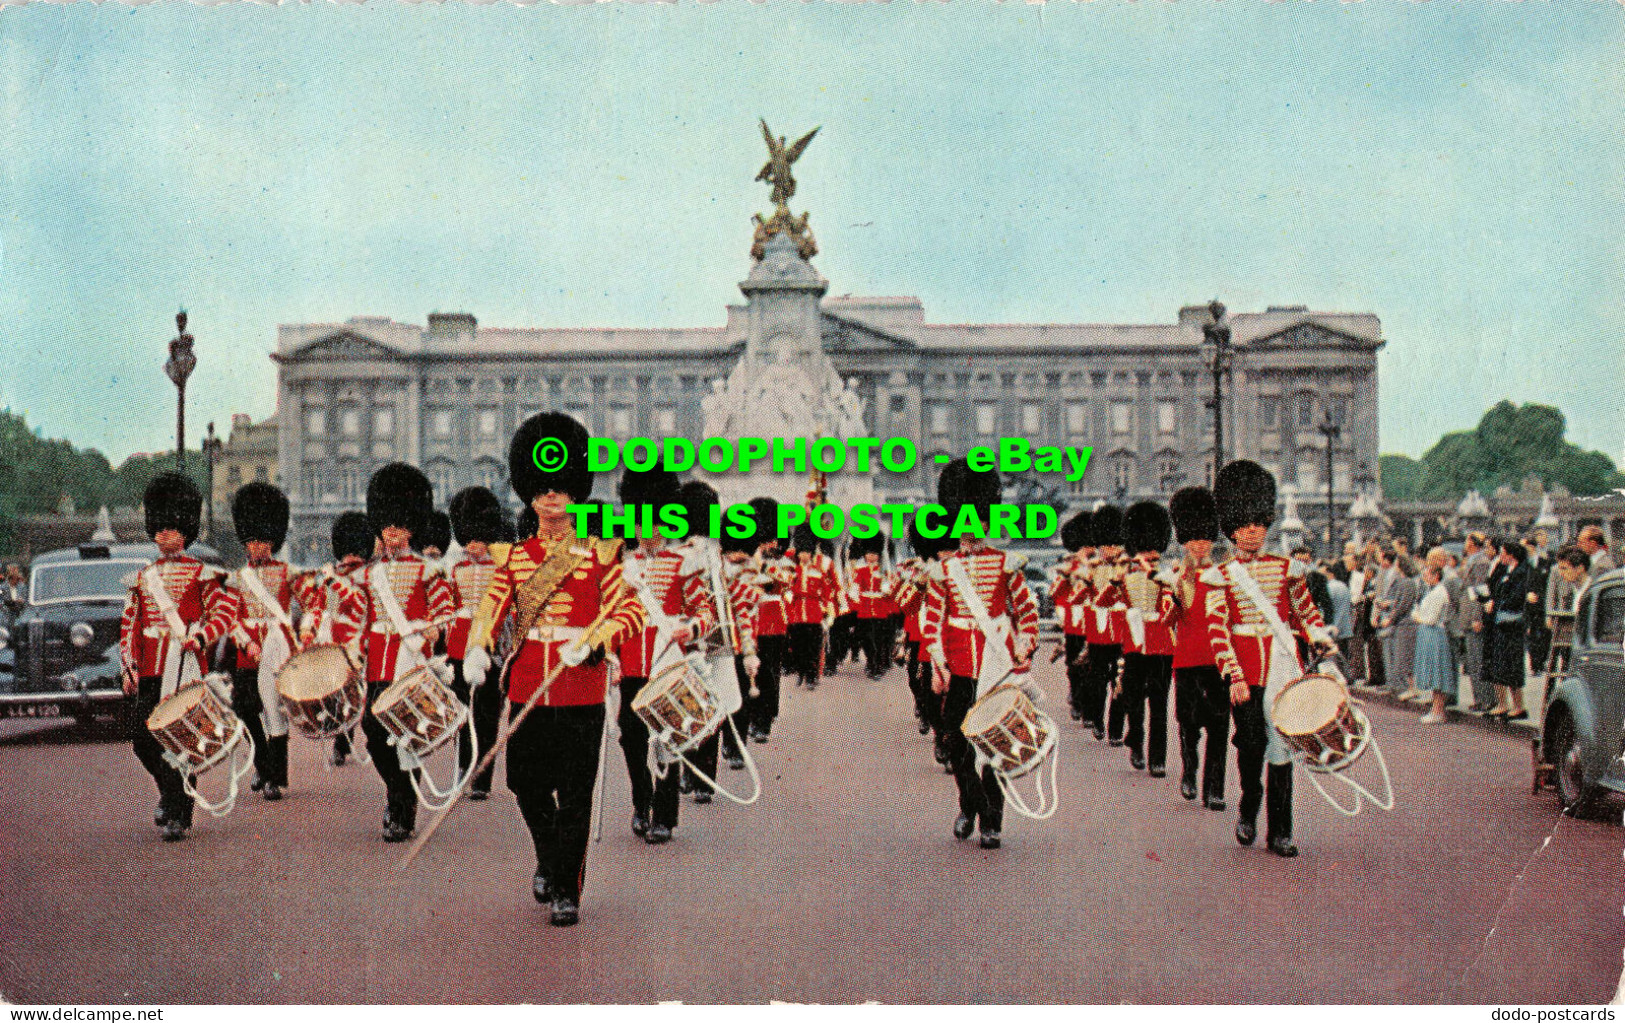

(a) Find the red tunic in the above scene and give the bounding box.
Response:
[337,550,456,684]
[1168,560,1218,670]
[118,554,236,679]
[475,535,644,707]
[225,558,318,669]
[446,551,499,661]
[919,546,1040,680]
[850,563,889,620]
[1203,552,1330,687]
[615,546,712,679]
[787,554,838,626]
[751,555,793,638]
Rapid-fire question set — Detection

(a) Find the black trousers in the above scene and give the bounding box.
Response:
[450,659,502,794]
[617,676,680,828]
[828,613,858,671]
[1231,687,1294,842]
[904,639,933,725]
[229,666,281,787]
[363,681,419,830]
[941,673,1004,832]
[1082,643,1121,729]
[752,633,786,735]
[1175,665,1229,800]
[1360,626,1386,691]
[507,702,605,902]
[787,623,824,688]
[132,675,194,827]
[1122,652,1173,769]
[859,616,892,677]
[1064,635,1088,714]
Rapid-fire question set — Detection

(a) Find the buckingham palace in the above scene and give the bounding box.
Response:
[272,281,1383,561]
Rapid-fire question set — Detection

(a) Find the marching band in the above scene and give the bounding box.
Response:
[119,411,1385,920]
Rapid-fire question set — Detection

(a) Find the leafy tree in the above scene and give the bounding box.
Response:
[1382,401,1624,500]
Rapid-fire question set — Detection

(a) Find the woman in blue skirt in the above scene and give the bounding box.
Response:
[1412,562,1457,724]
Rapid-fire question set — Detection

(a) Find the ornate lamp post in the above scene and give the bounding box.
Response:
[203,421,224,541]
[1201,299,1233,482]
[163,311,197,472]
[1317,412,1341,557]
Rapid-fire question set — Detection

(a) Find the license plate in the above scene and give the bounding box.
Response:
[2,703,62,719]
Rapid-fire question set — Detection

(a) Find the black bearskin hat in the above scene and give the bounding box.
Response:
[674,480,718,542]
[618,466,681,509]
[509,412,592,505]
[331,511,373,562]
[719,506,758,555]
[849,534,882,559]
[1214,460,1277,538]
[449,487,505,547]
[516,506,538,542]
[1090,504,1125,549]
[1124,501,1172,557]
[1061,511,1092,553]
[143,472,203,546]
[908,519,948,560]
[416,510,451,554]
[748,497,780,547]
[1169,487,1219,545]
[232,481,289,549]
[790,523,817,556]
[937,457,1002,518]
[366,462,434,540]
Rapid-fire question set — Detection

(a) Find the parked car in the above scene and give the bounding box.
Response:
[1540,568,1624,816]
[0,541,221,732]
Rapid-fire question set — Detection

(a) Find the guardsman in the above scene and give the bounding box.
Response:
[920,458,1040,850]
[446,487,511,802]
[786,524,837,691]
[341,463,456,843]
[746,496,790,743]
[849,535,892,679]
[716,505,764,773]
[1119,501,1176,776]
[418,510,452,565]
[301,510,373,767]
[1166,487,1228,810]
[613,466,709,841]
[1080,506,1126,742]
[468,413,645,925]
[1203,460,1334,858]
[225,482,314,801]
[888,522,931,737]
[119,472,236,841]
[1049,511,1092,722]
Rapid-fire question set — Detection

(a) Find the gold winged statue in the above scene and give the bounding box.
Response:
[752,119,820,261]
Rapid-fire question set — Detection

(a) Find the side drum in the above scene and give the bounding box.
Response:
[630,658,724,755]
[1272,672,1368,771]
[146,677,245,776]
[276,644,365,740]
[961,685,1056,780]
[373,665,468,759]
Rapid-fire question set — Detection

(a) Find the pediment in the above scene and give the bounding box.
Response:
[1245,322,1380,351]
[820,312,917,353]
[285,331,408,362]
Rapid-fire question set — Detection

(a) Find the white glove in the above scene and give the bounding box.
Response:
[1018,676,1046,705]
[464,645,492,687]
[559,641,594,667]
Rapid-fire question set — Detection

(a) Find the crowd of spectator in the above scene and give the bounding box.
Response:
[1292,524,1618,725]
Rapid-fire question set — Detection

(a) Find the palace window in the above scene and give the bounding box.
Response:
[1259,396,1278,429]
[1112,458,1134,493]
[430,410,453,439]
[1091,372,1108,387]
[975,403,997,436]
[1021,402,1042,435]
[1326,394,1349,428]
[305,409,326,438]
[373,408,394,437]
[339,463,361,503]
[888,394,907,417]
[1110,400,1132,437]
[928,403,951,436]
[654,407,677,434]
[1065,401,1088,437]
[478,409,499,438]
[1156,398,1178,436]
[1297,392,1315,428]
[1158,458,1180,493]
[340,408,361,438]
[610,407,632,438]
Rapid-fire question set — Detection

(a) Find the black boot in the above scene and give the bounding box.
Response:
[1266,763,1298,857]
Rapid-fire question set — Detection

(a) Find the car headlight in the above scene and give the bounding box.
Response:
[70,622,94,648]
[0,626,9,651]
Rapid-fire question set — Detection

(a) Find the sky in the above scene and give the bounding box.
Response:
[1,1,1622,466]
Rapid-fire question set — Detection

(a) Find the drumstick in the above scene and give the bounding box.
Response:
[399,601,618,870]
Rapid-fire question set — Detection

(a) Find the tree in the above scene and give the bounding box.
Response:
[1381,401,1624,500]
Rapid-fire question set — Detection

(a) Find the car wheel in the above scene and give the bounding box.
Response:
[1551,713,1597,818]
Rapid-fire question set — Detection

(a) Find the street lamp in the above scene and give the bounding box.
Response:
[1317,411,1341,558]
[203,421,224,541]
[163,310,196,472]
[1201,299,1233,482]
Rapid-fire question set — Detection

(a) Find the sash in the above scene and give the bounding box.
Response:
[945,555,1016,699]
[240,567,294,736]
[1125,608,1146,650]
[623,554,687,679]
[688,542,742,714]
[239,565,295,636]
[370,561,429,675]
[142,566,202,699]
[1223,560,1300,766]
